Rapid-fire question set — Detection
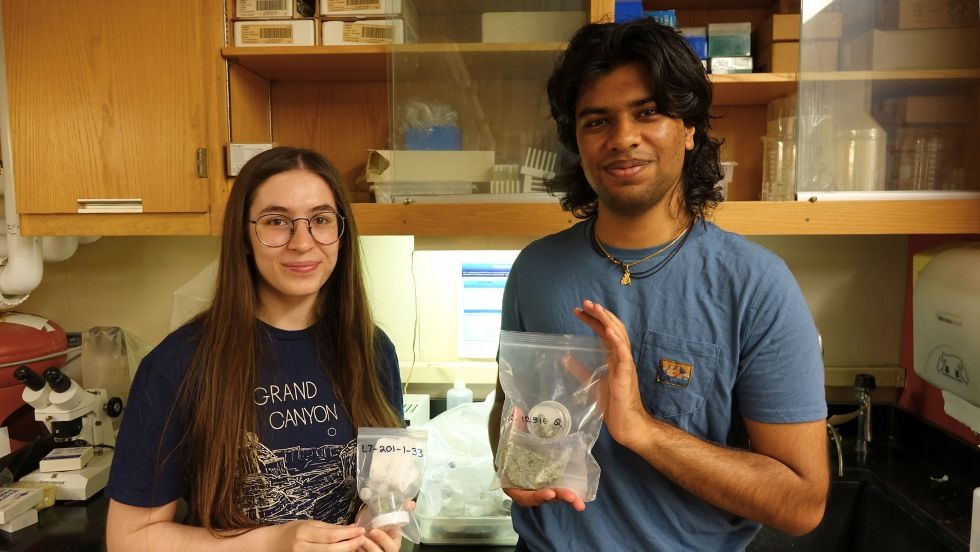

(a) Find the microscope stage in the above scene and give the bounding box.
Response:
[20,450,113,502]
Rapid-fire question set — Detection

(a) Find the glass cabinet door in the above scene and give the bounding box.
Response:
[795,0,980,201]
[376,1,589,204]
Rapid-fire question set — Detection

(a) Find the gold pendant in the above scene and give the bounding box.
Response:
[620,267,631,286]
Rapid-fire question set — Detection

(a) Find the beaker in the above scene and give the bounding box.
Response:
[837,128,886,191]
[906,127,939,190]
[761,135,797,200]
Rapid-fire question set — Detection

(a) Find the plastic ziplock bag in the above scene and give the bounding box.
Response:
[416,396,511,520]
[493,331,607,502]
[81,326,152,405]
[355,427,428,543]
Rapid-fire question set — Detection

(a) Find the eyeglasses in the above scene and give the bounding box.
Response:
[248,211,345,248]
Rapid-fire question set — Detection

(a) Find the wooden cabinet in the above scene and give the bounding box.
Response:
[3,1,228,236]
[222,0,979,236]
[10,1,970,237]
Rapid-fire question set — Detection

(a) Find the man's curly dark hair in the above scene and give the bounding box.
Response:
[546,18,724,220]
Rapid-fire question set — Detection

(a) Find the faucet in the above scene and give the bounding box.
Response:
[826,422,844,477]
[827,373,877,470]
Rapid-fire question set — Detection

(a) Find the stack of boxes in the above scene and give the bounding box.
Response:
[678,3,842,74]
[752,6,843,74]
[232,0,318,47]
[231,0,418,47]
[679,20,754,74]
[0,487,44,533]
[844,0,979,71]
[707,23,753,74]
[860,0,979,191]
[321,0,418,46]
[752,13,799,73]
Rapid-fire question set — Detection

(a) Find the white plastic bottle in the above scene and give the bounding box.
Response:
[446,380,473,410]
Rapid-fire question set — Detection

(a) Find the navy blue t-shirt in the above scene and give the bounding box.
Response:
[107,320,403,525]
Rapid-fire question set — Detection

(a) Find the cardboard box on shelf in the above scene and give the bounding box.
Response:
[320,0,417,31]
[321,0,407,15]
[845,27,980,70]
[235,0,316,19]
[875,0,979,30]
[874,95,976,125]
[481,11,586,43]
[322,18,416,45]
[365,150,495,183]
[754,13,801,50]
[754,41,799,73]
[233,20,317,46]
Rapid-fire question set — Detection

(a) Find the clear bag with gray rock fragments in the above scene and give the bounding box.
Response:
[355,427,428,543]
[493,331,607,502]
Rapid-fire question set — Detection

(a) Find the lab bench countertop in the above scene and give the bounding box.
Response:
[0,493,515,552]
[4,405,977,551]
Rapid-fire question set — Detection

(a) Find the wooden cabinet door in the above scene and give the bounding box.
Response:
[4,1,210,214]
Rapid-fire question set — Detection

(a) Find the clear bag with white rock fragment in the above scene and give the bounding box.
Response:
[355,427,428,543]
[493,331,607,502]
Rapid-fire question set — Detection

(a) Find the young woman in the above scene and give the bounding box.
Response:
[106,147,406,551]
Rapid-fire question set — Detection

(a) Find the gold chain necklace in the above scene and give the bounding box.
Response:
[593,225,689,286]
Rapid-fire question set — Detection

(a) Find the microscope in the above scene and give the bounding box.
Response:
[14,365,123,501]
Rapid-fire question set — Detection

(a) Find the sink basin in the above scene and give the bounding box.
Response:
[748,478,963,552]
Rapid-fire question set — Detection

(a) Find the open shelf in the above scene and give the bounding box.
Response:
[802,68,980,84]
[224,44,796,104]
[802,69,980,97]
[224,43,571,82]
[223,46,389,82]
[350,199,980,237]
[711,72,797,105]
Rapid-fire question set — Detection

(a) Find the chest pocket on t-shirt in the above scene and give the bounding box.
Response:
[637,330,719,419]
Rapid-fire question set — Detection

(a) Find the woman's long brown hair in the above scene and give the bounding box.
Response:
[170,147,401,532]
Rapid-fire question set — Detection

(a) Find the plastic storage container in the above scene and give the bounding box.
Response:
[708,22,751,57]
[417,513,519,545]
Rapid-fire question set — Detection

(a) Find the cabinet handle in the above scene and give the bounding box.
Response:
[77,199,143,214]
[197,148,208,178]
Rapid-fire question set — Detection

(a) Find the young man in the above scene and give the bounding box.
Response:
[489,19,828,551]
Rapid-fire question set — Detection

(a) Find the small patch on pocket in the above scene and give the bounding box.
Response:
[657,359,693,388]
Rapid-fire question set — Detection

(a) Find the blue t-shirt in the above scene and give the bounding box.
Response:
[107,320,403,525]
[502,219,826,551]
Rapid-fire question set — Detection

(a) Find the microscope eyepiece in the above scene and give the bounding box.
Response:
[43,366,72,393]
[14,365,47,391]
